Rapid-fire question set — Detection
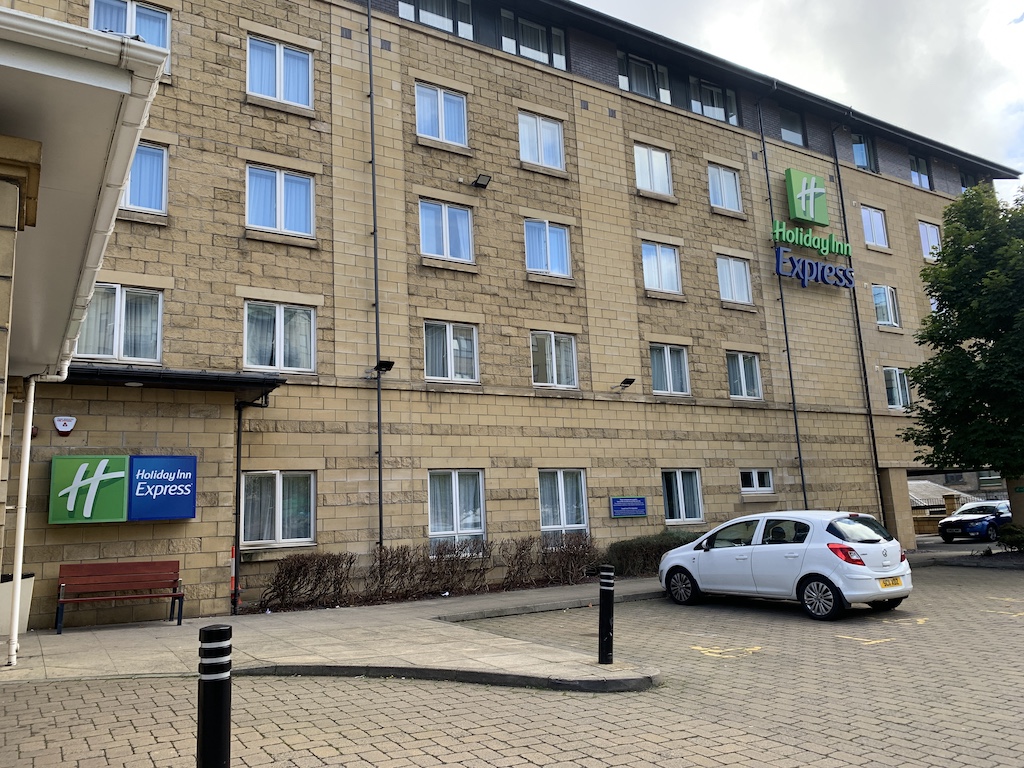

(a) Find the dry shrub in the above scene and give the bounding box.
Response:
[498,536,539,590]
[258,551,357,611]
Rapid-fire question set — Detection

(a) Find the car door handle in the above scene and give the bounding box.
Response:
[735,555,749,561]
[784,553,800,559]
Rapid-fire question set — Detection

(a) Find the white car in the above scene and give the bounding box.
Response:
[658,510,912,620]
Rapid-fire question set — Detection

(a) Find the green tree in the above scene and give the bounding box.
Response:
[902,185,1024,525]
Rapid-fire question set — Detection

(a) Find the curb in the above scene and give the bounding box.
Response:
[435,589,665,623]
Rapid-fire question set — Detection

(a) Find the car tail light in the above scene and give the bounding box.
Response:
[901,549,907,562]
[827,542,865,565]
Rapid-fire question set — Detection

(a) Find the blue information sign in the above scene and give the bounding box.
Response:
[610,497,647,518]
[127,456,198,521]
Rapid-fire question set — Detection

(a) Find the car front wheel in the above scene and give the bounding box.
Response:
[940,533,954,543]
[985,524,998,542]
[666,568,702,606]
[799,576,844,621]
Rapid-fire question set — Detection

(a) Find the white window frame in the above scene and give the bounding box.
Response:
[428,469,485,548]
[75,283,162,363]
[779,107,805,146]
[919,221,941,262]
[518,112,564,170]
[243,301,316,373]
[246,36,313,108]
[884,367,912,409]
[872,285,900,328]
[689,76,738,125]
[530,331,577,389]
[708,164,742,212]
[634,145,672,195]
[419,199,474,262]
[500,10,566,70]
[122,142,168,214]
[91,0,170,70]
[663,469,703,522]
[524,219,570,277]
[740,469,774,494]
[852,133,877,172]
[727,351,762,400]
[717,255,752,304]
[538,469,588,546]
[910,154,932,190]
[245,165,315,237]
[399,0,473,39]
[650,344,690,395]
[415,82,468,146]
[424,321,478,382]
[641,242,681,294]
[241,470,315,546]
[861,205,888,247]
[618,53,671,104]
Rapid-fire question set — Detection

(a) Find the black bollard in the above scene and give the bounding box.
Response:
[598,564,614,664]
[197,624,232,768]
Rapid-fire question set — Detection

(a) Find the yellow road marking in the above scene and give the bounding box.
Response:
[986,596,1024,603]
[879,617,928,626]
[836,635,894,645]
[981,610,1024,618]
[690,646,762,658]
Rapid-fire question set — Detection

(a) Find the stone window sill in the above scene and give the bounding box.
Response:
[520,160,569,179]
[711,205,747,220]
[637,189,678,205]
[645,289,686,303]
[527,272,574,287]
[421,255,479,273]
[721,300,756,313]
[118,209,169,226]
[245,229,318,249]
[417,135,474,156]
[245,94,317,119]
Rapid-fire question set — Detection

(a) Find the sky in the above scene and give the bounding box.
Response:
[581,0,1024,202]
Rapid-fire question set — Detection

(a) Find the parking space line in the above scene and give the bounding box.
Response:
[981,610,1024,618]
[835,635,894,645]
[690,645,762,658]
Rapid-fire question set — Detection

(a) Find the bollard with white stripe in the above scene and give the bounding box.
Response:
[197,624,232,768]
[598,564,614,665]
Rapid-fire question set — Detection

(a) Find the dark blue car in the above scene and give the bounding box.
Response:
[938,501,1012,543]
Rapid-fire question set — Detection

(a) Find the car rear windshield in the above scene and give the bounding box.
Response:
[826,516,894,544]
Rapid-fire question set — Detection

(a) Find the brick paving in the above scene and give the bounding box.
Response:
[2,565,1023,767]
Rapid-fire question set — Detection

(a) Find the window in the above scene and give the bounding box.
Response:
[663,470,702,522]
[779,107,804,145]
[524,219,570,276]
[424,321,478,382]
[518,112,564,169]
[428,470,484,548]
[727,351,761,399]
[716,255,752,304]
[539,469,587,545]
[244,302,315,372]
[861,205,888,247]
[651,344,689,395]
[242,470,314,546]
[708,519,758,547]
[399,0,473,39]
[910,154,931,189]
[884,367,911,409]
[689,77,738,125]
[634,145,672,195]
[760,519,810,545]
[872,285,900,327]
[92,0,169,60]
[618,53,670,103]
[416,83,467,146]
[122,142,167,214]
[642,242,681,293]
[851,133,877,172]
[740,469,773,494]
[531,331,576,388]
[919,221,941,261]
[708,164,742,211]
[419,200,472,261]
[76,283,161,362]
[246,165,314,237]
[500,10,565,70]
[247,37,312,108]
[960,171,977,193]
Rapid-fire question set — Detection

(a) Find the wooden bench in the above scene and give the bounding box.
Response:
[56,561,184,634]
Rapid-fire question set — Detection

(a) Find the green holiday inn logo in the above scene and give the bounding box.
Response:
[49,456,129,523]
[785,168,830,226]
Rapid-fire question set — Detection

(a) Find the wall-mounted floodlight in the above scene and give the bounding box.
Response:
[374,360,395,373]
[612,377,635,391]
[470,173,492,189]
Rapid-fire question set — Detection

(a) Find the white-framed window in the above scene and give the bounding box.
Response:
[424,321,478,382]
[539,469,588,546]
[122,142,167,214]
[727,351,762,399]
[618,53,671,104]
[634,145,672,195]
[77,283,162,362]
[247,36,312,108]
[910,154,931,190]
[919,221,941,261]
[415,83,467,146]
[861,205,888,247]
[651,344,689,395]
[642,242,681,293]
[717,255,752,304]
[399,0,473,39]
[92,0,169,65]
[428,470,484,548]
[740,469,774,494]
[852,133,877,172]
[884,367,912,409]
[524,219,570,276]
[518,112,564,170]
[689,76,738,125]
[708,164,742,211]
[419,199,473,262]
[500,10,566,70]
[872,285,900,327]
[242,470,315,546]
[246,165,314,237]
[779,107,804,146]
[244,301,315,372]
[663,470,702,521]
[531,331,576,388]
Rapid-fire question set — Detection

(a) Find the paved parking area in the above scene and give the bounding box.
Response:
[2,565,1022,767]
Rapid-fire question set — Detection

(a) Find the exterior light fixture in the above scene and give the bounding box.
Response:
[612,377,635,391]
[470,173,491,189]
[374,360,395,373]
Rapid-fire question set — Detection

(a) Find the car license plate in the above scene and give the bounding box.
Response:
[879,577,903,589]
[948,527,961,533]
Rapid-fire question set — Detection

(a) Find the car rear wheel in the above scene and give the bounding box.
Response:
[940,533,954,543]
[868,597,904,612]
[666,568,702,605]
[985,524,998,542]
[799,576,844,621]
